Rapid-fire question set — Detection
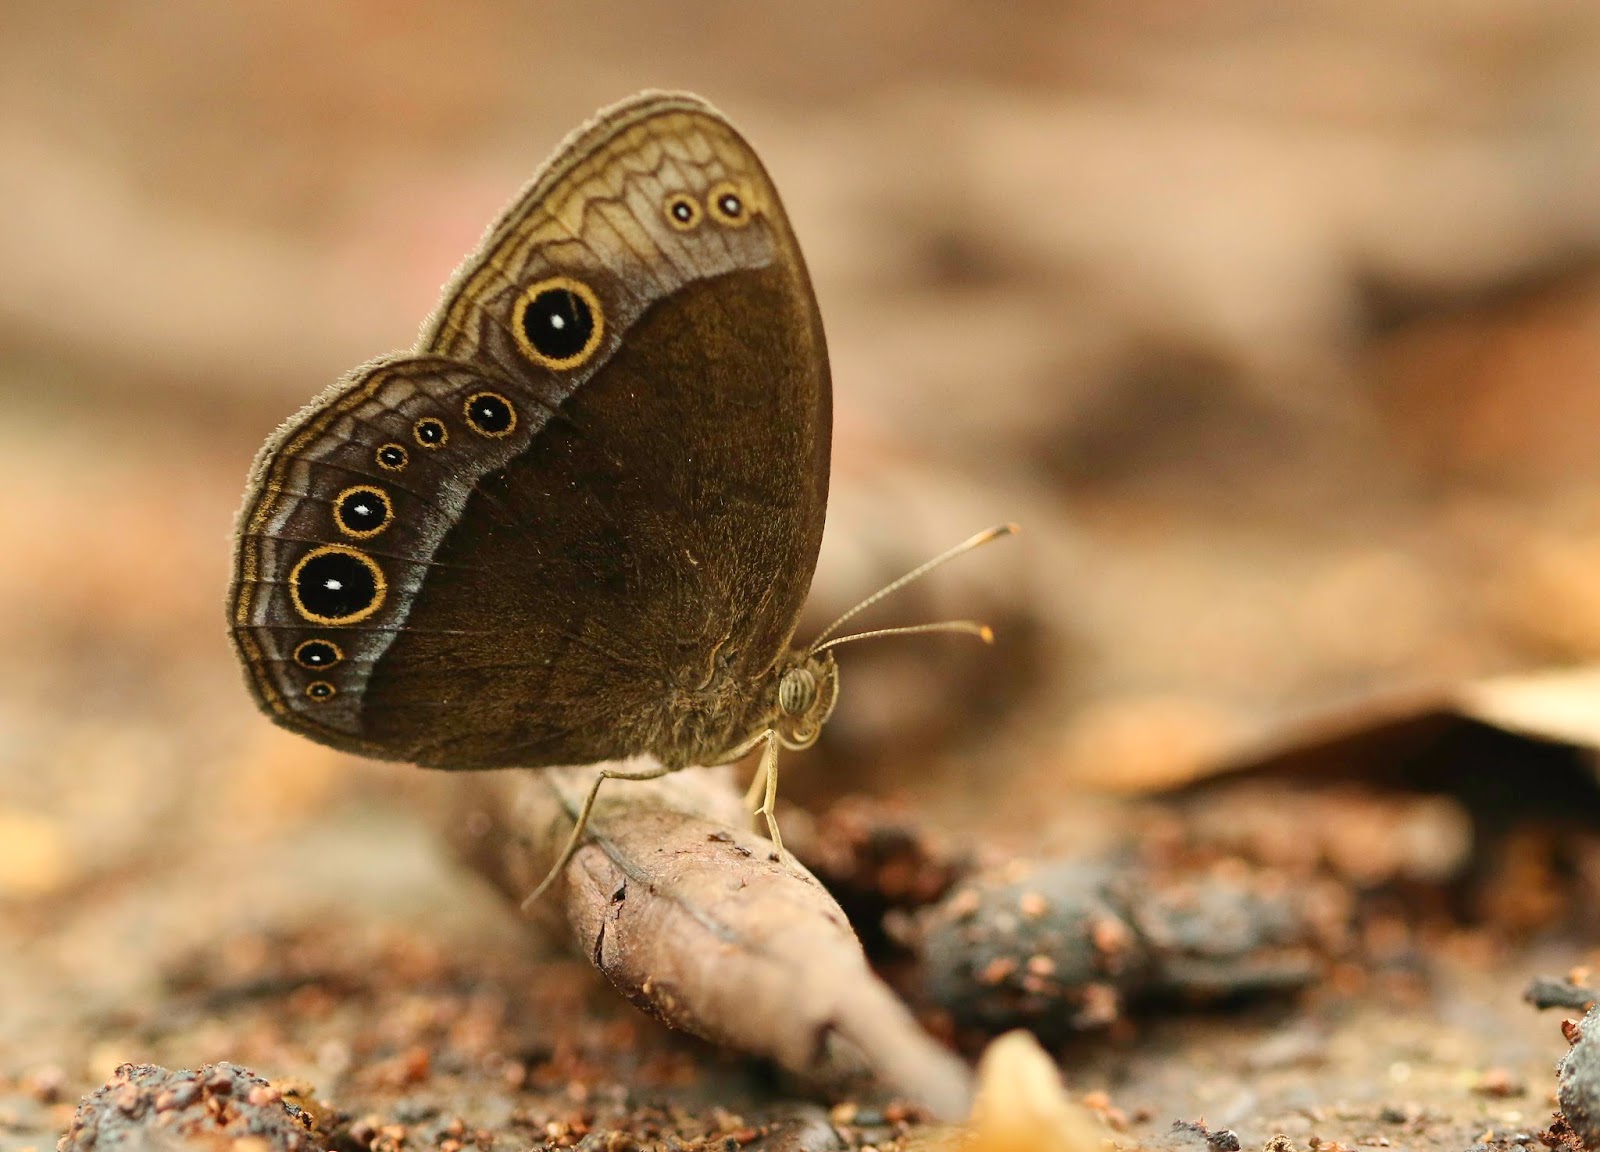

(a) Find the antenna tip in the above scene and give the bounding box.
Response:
[968,522,1020,547]
[978,624,995,644]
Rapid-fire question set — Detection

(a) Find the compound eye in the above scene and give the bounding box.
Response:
[778,667,817,716]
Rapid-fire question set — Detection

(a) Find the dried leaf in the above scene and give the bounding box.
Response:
[1457,666,1600,748]
[1170,666,1600,830]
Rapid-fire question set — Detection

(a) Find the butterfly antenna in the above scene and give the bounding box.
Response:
[806,522,1018,654]
[812,619,994,654]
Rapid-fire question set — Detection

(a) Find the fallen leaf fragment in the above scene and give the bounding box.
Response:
[1178,665,1600,804]
[1164,666,1600,902]
[901,1030,1104,1152]
[0,806,69,895]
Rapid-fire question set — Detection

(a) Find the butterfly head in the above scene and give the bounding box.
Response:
[765,523,1019,755]
[773,651,838,750]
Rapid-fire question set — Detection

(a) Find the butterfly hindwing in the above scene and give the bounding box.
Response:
[230,354,557,750]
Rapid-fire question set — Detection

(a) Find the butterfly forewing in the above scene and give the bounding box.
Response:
[228,92,831,770]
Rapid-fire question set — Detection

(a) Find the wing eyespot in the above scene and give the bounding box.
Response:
[375,443,409,471]
[708,181,753,228]
[334,485,393,540]
[306,680,337,701]
[293,639,343,669]
[413,417,448,448]
[513,276,605,370]
[289,545,387,626]
[664,192,702,231]
[463,391,517,438]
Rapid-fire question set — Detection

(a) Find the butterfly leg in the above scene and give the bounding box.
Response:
[748,730,784,853]
[741,732,773,810]
[520,760,676,911]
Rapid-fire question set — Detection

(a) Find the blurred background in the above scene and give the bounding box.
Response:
[7,0,1600,1113]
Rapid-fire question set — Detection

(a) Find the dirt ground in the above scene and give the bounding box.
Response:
[7,4,1600,1149]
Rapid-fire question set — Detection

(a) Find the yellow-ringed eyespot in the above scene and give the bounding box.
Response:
[512,276,605,370]
[306,680,337,701]
[413,417,448,447]
[333,485,393,539]
[463,391,516,438]
[707,181,752,227]
[375,443,409,471]
[664,192,702,230]
[293,638,343,669]
[288,545,387,626]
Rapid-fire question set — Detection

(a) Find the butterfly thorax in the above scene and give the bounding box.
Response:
[660,648,837,769]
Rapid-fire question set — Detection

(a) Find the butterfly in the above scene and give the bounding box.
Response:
[228,91,1012,901]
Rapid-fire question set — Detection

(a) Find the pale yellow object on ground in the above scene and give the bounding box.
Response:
[1455,664,1600,747]
[0,807,68,895]
[906,1030,1107,1152]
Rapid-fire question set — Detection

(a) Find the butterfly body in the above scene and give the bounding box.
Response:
[229,93,834,778]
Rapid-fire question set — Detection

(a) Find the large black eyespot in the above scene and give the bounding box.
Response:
[664,193,701,230]
[376,443,409,471]
[293,639,343,669]
[334,485,392,539]
[413,417,447,447]
[289,545,386,625]
[708,181,752,227]
[306,681,336,701]
[513,277,604,370]
[464,391,516,438]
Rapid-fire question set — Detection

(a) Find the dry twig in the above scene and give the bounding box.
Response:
[443,764,974,1120]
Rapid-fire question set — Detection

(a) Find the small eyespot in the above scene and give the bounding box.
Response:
[293,639,343,669]
[464,391,516,438]
[376,443,409,471]
[306,681,336,701]
[708,181,752,227]
[664,193,702,230]
[513,277,605,370]
[413,417,448,447]
[289,545,387,625]
[334,485,392,539]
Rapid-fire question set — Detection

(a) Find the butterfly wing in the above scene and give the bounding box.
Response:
[229,92,831,769]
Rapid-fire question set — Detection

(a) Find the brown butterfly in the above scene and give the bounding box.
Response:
[228,91,1012,901]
